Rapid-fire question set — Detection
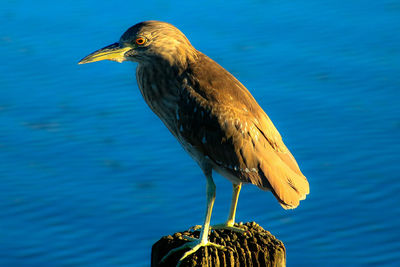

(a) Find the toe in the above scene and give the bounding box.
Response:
[160,239,227,266]
[212,223,248,234]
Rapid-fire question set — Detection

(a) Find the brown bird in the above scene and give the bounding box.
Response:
[79,20,309,263]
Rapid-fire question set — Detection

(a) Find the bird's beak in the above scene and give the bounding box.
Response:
[78,42,132,64]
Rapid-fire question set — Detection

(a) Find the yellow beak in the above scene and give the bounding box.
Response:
[78,42,132,64]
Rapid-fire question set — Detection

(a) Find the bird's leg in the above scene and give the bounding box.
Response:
[161,171,226,265]
[226,182,242,226]
[212,183,246,233]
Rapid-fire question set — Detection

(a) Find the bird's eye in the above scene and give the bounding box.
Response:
[135,37,146,45]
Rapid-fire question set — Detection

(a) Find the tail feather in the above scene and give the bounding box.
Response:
[256,146,309,209]
[247,114,309,209]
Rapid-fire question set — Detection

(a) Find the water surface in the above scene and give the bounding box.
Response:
[0,1,399,266]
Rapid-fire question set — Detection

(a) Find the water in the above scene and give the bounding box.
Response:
[1,0,399,266]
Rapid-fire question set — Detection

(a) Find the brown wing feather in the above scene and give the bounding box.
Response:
[177,52,309,209]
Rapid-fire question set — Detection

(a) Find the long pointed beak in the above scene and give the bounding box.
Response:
[78,42,132,64]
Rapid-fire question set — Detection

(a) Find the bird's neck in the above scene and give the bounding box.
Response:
[151,47,198,71]
[136,59,182,109]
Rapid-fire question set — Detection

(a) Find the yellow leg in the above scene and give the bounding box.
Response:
[199,172,216,243]
[161,169,226,266]
[226,183,242,226]
[212,183,245,233]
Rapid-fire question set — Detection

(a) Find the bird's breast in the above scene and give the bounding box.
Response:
[136,63,212,167]
[136,64,182,133]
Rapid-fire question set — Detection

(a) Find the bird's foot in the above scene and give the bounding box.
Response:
[190,222,250,235]
[188,225,202,231]
[211,223,248,234]
[160,238,226,267]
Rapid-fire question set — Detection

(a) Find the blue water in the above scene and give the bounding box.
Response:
[1,1,399,266]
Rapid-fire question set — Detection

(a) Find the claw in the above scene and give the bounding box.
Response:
[188,225,202,231]
[181,235,197,242]
[212,223,249,234]
[194,223,249,235]
[160,238,226,266]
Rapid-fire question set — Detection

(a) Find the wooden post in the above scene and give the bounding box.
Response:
[151,222,286,267]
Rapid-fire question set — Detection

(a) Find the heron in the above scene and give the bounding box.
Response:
[79,20,309,263]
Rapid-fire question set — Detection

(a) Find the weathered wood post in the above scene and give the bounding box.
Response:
[151,222,286,267]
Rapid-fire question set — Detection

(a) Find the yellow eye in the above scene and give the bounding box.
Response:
[135,37,146,45]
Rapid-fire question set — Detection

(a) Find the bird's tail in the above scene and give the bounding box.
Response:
[255,144,309,209]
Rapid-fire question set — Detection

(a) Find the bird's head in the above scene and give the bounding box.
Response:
[79,21,196,66]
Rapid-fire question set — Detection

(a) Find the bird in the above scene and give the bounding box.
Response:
[79,20,309,263]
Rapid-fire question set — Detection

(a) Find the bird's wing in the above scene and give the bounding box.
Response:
[177,52,309,209]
